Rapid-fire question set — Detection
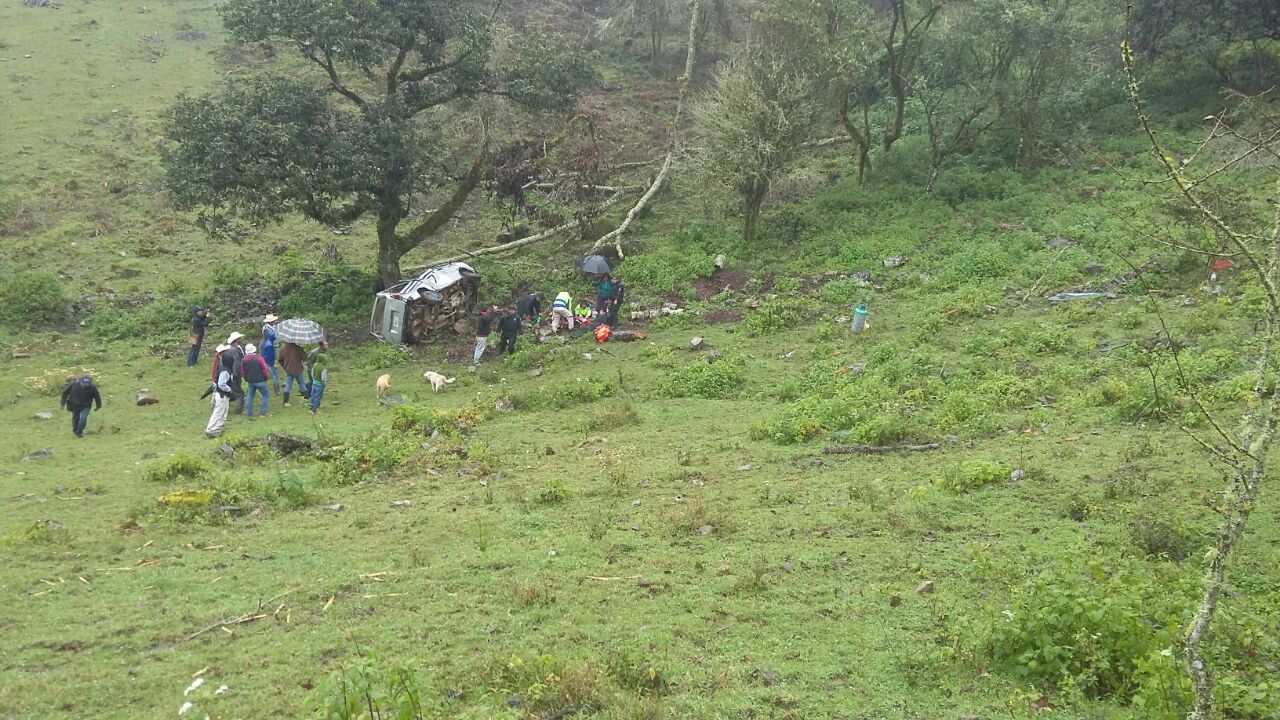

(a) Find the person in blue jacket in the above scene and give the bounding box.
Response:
[261,313,280,394]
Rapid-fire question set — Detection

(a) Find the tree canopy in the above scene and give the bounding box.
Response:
[163,0,597,287]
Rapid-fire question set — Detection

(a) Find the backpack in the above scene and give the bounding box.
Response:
[594,324,612,343]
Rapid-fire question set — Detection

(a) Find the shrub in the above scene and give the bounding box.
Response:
[740,298,812,337]
[144,454,215,484]
[320,430,418,485]
[537,478,573,503]
[817,279,870,307]
[0,270,69,327]
[1129,514,1201,561]
[937,460,1008,493]
[513,377,615,409]
[659,357,745,399]
[584,402,640,431]
[849,409,918,445]
[1117,380,1177,421]
[276,265,374,327]
[89,296,193,342]
[390,403,433,433]
[991,562,1190,704]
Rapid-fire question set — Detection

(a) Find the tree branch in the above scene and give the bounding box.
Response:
[592,0,704,257]
[301,43,368,109]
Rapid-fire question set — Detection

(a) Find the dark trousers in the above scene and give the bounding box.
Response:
[187,343,202,367]
[499,333,518,355]
[70,406,90,437]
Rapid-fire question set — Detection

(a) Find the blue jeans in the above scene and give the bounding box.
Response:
[473,336,488,365]
[268,365,280,393]
[187,343,202,367]
[247,381,270,417]
[309,382,325,412]
[70,406,91,437]
[284,373,308,400]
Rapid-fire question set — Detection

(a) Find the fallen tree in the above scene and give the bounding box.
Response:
[822,443,941,455]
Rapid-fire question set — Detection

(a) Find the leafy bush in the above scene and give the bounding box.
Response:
[537,478,573,503]
[740,298,812,337]
[144,454,215,484]
[1117,379,1177,420]
[276,265,374,327]
[0,270,69,327]
[320,430,418,485]
[659,356,745,399]
[89,296,193,342]
[816,279,870,306]
[1129,514,1201,561]
[390,403,433,433]
[639,344,678,369]
[937,460,1008,493]
[584,401,640,430]
[991,562,1191,705]
[849,409,918,445]
[513,378,615,409]
[622,249,717,293]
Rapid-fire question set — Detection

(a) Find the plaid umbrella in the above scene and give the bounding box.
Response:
[578,254,611,275]
[275,318,325,345]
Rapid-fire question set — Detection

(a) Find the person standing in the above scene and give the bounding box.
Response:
[308,342,330,414]
[473,305,497,367]
[261,314,280,395]
[206,346,234,438]
[242,343,273,419]
[305,340,327,389]
[280,341,308,407]
[224,332,247,414]
[605,275,626,326]
[497,306,521,355]
[60,375,102,439]
[594,274,614,314]
[550,291,574,333]
[187,307,211,367]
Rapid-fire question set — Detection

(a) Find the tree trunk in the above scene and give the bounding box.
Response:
[742,182,766,243]
[376,203,406,289]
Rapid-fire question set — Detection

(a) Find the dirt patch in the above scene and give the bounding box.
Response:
[704,309,743,324]
[693,268,752,301]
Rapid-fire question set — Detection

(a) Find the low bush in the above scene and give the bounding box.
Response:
[144,454,215,484]
[513,377,616,410]
[320,430,418,485]
[740,298,813,337]
[583,401,641,431]
[1129,514,1201,561]
[937,460,1008,493]
[89,296,192,342]
[659,356,745,399]
[0,270,69,327]
[991,562,1192,707]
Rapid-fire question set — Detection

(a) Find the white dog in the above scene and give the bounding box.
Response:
[422,371,455,392]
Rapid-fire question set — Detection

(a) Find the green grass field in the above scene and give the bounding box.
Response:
[2,2,1279,719]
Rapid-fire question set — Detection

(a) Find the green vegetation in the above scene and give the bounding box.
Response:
[0,0,1277,718]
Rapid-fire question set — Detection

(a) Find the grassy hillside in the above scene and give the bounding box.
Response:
[1,2,1278,720]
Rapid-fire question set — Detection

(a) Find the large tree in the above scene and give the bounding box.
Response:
[163,0,596,288]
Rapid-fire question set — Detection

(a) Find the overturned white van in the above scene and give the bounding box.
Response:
[370,262,480,344]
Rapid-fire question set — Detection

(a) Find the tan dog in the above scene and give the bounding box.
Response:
[422,370,455,392]
[376,373,392,399]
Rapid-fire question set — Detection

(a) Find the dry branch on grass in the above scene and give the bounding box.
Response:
[186,589,296,640]
[822,443,941,455]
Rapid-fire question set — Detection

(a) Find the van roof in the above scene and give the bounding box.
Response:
[379,262,479,301]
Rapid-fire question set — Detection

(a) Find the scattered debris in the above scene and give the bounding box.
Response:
[323,503,343,512]
[714,254,727,270]
[1047,291,1113,302]
[529,367,543,378]
[21,448,54,461]
[33,411,52,421]
[379,394,407,405]
[23,0,62,8]
[390,499,412,507]
[822,443,940,455]
[187,588,295,640]
[234,433,316,457]
[136,389,159,406]
[883,256,906,268]
[1082,262,1107,275]
[696,524,715,535]
[494,398,514,412]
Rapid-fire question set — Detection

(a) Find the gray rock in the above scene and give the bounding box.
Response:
[21,448,53,461]
[1010,469,1026,482]
[529,367,543,378]
[1083,262,1107,275]
[636,577,654,587]
[216,505,243,517]
[219,444,235,459]
[714,254,727,269]
[781,561,794,573]
[846,362,866,375]
[697,524,715,535]
[761,668,779,686]
[916,580,935,595]
[380,394,407,405]
[391,499,412,507]
[883,256,906,268]
[136,389,159,406]
[494,399,514,412]
[33,411,53,421]
[323,503,343,512]
[1045,235,1075,250]
[690,336,705,350]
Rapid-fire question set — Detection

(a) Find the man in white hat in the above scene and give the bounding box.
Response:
[261,314,280,394]
[242,343,274,418]
[206,344,234,438]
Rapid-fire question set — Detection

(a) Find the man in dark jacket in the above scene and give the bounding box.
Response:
[242,343,273,418]
[473,305,498,367]
[497,306,521,355]
[187,307,211,367]
[280,341,309,407]
[517,292,543,326]
[60,375,102,438]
